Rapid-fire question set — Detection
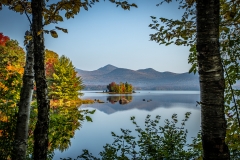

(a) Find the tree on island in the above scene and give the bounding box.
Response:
[107,82,133,93]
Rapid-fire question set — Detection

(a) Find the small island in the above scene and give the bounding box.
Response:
[106,82,134,94]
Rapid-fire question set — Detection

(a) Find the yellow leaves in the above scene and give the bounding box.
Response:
[185,0,195,6]
[42,26,60,39]
[73,5,80,13]
[131,3,138,8]
[24,34,32,45]
[65,12,74,19]
[44,28,63,38]
[64,3,72,10]
[43,30,50,34]
[221,26,230,33]
[221,2,238,21]
[224,11,235,21]
[50,30,58,38]
[232,4,236,14]
[62,29,68,33]
[1,0,8,4]
[0,82,8,92]
[55,26,68,33]
[14,4,24,13]
[55,15,63,22]
[0,112,8,122]
[37,30,43,36]
[44,14,49,22]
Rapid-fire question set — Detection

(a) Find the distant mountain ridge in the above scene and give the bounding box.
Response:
[76,64,200,90]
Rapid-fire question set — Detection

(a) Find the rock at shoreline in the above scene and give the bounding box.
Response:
[119,98,129,105]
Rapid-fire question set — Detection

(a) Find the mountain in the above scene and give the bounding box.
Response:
[76,64,117,77]
[76,65,200,90]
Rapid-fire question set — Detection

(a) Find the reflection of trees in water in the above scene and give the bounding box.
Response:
[0,102,84,159]
[29,103,84,156]
[107,95,133,104]
[84,94,200,114]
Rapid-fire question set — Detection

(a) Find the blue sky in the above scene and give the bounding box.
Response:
[0,0,191,73]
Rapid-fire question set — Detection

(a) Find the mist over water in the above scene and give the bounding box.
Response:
[54,91,201,159]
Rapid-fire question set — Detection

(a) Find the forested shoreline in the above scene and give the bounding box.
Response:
[1,0,240,159]
[0,33,87,159]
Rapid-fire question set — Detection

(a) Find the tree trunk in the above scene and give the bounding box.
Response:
[196,0,230,159]
[31,0,50,159]
[11,30,34,160]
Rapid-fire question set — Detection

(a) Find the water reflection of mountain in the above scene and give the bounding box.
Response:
[81,94,200,114]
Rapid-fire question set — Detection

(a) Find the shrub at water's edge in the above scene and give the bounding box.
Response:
[63,112,203,160]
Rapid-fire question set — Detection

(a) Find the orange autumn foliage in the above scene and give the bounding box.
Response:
[0,33,25,104]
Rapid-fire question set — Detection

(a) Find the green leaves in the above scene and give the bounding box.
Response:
[0,36,26,159]
[46,52,84,102]
[76,112,196,159]
[88,109,96,114]
[153,0,240,158]
[81,109,96,123]
[85,116,93,122]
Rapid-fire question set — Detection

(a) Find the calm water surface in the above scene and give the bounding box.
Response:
[54,90,201,159]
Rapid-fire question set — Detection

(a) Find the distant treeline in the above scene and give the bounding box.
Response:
[83,85,200,91]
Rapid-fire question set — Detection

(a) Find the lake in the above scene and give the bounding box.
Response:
[53,90,201,159]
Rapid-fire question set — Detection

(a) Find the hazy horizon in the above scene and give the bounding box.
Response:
[77,64,192,73]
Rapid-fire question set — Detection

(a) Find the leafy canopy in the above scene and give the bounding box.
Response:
[0,0,137,41]
[149,0,240,158]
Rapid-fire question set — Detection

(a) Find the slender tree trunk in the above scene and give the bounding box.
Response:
[196,0,230,159]
[31,0,50,159]
[12,30,34,160]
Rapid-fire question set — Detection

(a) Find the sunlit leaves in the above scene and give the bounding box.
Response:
[50,30,58,38]
[37,30,43,36]
[0,35,25,159]
[0,35,25,101]
[47,55,84,100]
[45,49,59,78]
[14,4,23,12]
[109,0,137,10]
[107,82,133,93]
[55,26,68,33]
[3,0,137,41]
[55,15,63,21]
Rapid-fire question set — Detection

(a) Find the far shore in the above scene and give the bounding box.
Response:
[93,91,136,94]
